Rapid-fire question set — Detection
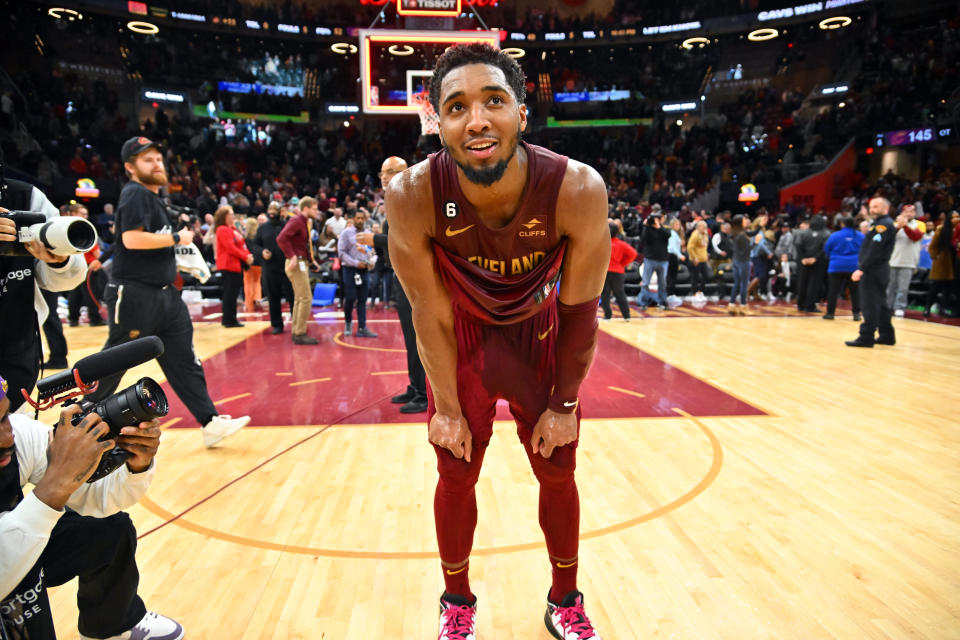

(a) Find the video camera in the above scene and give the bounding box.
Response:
[0,211,98,257]
[25,338,168,482]
[63,378,168,482]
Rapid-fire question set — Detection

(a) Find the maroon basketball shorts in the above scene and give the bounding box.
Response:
[426,302,581,460]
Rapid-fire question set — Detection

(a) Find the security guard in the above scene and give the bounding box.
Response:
[846,197,897,347]
[85,137,250,446]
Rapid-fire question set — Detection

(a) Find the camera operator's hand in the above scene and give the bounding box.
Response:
[34,406,115,510]
[117,419,162,473]
[89,259,102,271]
[0,207,17,242]
[25,239,69,264]
[176,228,195,246]
[245,254,254,266]
[355,231,374,246]
[262,249,272,261]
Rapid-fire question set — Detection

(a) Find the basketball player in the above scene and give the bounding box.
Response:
[387,44,609,640]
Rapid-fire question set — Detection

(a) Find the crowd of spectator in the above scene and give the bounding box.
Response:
[2,0,957,322]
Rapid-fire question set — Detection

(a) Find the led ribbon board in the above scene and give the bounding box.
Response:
[358,29,501,115]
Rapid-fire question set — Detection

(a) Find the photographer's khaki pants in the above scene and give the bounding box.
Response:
[285,260,312,336]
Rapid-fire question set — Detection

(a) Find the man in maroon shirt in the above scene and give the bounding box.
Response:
[388,44,609,640]
[276,196,320,345]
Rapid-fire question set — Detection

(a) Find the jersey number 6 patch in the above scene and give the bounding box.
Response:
[444,201,459,218]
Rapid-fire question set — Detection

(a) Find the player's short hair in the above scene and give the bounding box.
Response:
[429,43,526,113]
[299,196,317,210]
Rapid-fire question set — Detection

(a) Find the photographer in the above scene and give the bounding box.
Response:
[0,374,183,639]
[0,176,87,412]
[637,209,671,309]
[85,137,249,448]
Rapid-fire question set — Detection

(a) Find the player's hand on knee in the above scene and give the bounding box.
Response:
[531,409,577,459]
[429,413,472,463]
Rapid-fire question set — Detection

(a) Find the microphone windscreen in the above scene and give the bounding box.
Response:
[36,337,164,398]
[75,337,165,383]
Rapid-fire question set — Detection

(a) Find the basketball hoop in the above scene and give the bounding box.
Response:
[412,90,440,136]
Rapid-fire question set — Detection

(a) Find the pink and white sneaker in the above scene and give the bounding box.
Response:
[545,590,603,639]
[438,593,477,640]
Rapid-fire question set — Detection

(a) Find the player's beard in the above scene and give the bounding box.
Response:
[455,124,521,187]
[134,166,169,187]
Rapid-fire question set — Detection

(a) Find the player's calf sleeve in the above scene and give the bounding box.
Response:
[548,297,600,414]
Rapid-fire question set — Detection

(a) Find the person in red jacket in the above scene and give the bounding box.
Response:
[66,203,105,326]
[214,205,253,327]
[602,221,638,321]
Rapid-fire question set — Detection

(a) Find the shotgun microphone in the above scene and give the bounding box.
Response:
[36,337,165,399]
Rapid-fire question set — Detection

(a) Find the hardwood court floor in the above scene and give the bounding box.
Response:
[39,306,959,639]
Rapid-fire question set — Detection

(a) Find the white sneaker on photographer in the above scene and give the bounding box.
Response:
[80,610,184,640]
[202,414,251,447]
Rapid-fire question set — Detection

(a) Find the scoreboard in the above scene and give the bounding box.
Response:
[875,127,955,147]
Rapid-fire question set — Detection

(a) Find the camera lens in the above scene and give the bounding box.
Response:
[66,220,96,252]
[95,377,169,431]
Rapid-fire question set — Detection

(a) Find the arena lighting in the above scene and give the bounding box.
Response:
[127,20,159,34]
[681,37,710,49]
[502,47,525,58]
[819,16,852,29]
[331,42,357,54]
[387,44,414,56]
[738,183,760,203]
[661,101,697,112]
[48,7,83,20]
[748,28,779,41]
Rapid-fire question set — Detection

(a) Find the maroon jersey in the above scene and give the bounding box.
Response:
[429,141,569,325]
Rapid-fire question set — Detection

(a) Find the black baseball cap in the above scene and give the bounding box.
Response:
[121,136,161,162]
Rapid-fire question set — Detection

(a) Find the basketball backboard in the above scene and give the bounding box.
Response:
[358,29,501,115]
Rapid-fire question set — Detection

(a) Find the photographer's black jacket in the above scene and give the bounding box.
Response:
[251,215,288,268]
[641,224,671,262]
[0,179,36,349]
